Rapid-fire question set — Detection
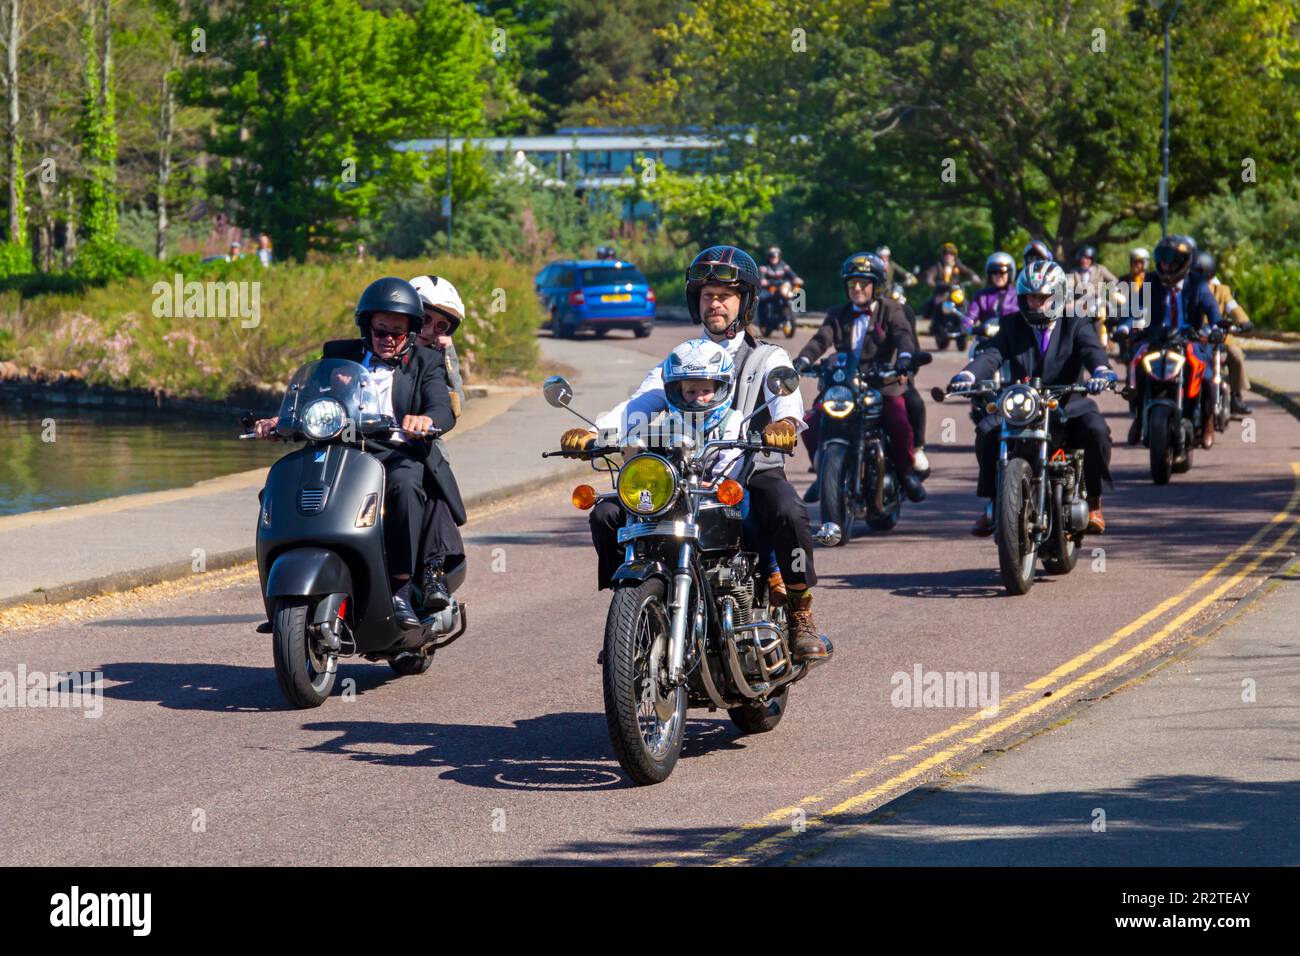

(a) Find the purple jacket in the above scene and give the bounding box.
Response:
[965,285,1018,330]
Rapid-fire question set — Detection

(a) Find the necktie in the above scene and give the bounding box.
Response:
[1039,327,1051,354]
[1169,289,1180,330]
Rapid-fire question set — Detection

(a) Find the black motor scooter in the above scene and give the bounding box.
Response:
[243,357,467,708]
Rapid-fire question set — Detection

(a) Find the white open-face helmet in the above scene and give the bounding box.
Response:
[409,274,464,337]
[661,338,736,434]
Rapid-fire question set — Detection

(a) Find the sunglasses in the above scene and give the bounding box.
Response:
[989,267,1011,275]
[371,328,408,341]
[687,261,741,283]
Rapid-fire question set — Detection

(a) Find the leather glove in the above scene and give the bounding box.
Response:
[1087,368,1117,395]
[793,356,812,375]
[1209,326,1227,344]
[560,428,596,452]
[762,419,799,453]
[1237,319,1254,335]
[948,370,976,392]
[896,352,914,374]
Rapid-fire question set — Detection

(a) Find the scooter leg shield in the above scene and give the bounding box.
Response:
[265,548,354,601]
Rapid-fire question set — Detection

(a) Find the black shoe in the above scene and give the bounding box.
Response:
[902,472,927,503]
[1231,394,1251,416]
[420,564,451,613]
[391,588,421,630]
[1127,416,1141,445]
[803,477,821,504]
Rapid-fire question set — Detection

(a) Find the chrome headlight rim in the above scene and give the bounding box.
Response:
[999,385,1041,427]
[616,453,680,518]
[301,398,347,440]
[823,385,856,419]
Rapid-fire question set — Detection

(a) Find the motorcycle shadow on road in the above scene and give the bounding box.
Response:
[819,566,1013,599]
[296,712,747,792]
[93,660,415,713]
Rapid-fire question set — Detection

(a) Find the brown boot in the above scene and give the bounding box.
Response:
[1201,413,1215,449]
[785,589,827,662]
[767,570,788,608]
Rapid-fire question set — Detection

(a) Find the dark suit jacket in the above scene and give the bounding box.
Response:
[322,339,466,525]
[1134,274,1224,345]
[963,310,1111,417]
[796,298,918,396]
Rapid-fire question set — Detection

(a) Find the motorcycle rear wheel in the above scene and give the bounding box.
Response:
[996,458,1037,595]
[728,687,790,735]
[817,444,854,545]
[1148,406,1174,485]
[272,597,336,708]
[602,578,686,785]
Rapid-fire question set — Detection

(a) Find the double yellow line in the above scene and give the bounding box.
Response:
[658,462,1300,867]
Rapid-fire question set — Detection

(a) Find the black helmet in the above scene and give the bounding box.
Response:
[1154,235,1196,285]
[1194,251,1216,279]
[686,245,761,336]
[355,277,424,356]
[1077,244,1097,262]
[1022,239,1053,266]
[767,245,781,260]
[842,251,887,295]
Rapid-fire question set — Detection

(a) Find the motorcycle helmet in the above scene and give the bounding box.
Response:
[1194,251,1216,280]
[767,245,781,261]
[355,277,425,359]
[1154,234,1196,285]
[842,251,887,295]
[985,251,1015,281]
[1016,259,1068,329]
[1021,239,1053,267]
[685,245,762,336]
[1129,246,1150,267]
[875,244,892,261]
[941,242,959,257]
[661,338,736,435]
[1076,244,1098,263]
[409,274,464,337]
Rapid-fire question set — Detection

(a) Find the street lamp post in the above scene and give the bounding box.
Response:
[1160,0,1182,238]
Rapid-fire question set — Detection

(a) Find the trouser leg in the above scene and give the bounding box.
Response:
[589,499,625,590]
[975,415,1001,499]
[881,394,915,474]
[1064,411,1112,500]
[746,468,817,588]
[420,491,464,571]
[380,452,426,580]
[1226,340,1249,393]
[903,382,927,447]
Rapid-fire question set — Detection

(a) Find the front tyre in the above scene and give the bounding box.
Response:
[1148,406,1173,485]
[271,598,336,708]
[728,687,789,734]
[602,578,686,785]
[817,443,854,546]
[996,458,1037,595]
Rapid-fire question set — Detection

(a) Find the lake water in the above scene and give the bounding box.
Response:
[0,406,284,516]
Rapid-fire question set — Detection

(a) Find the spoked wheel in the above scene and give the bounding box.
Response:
[817,444,854,545]
[1215,383,1231,433]
[1148,406,1174,485]
[996,458,1037,595]
[271,597,337,708]
[1041,485,1080,575]
[602,578,686,785]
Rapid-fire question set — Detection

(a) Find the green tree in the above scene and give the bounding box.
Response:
[621,162,786,251]
[179,0,494,261]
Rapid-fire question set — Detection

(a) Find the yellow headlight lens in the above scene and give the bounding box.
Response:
[950,287,966,305]
[618,454,677,516]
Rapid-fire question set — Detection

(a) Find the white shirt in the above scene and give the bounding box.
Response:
[362,351,410,443]
[595,333,805,437]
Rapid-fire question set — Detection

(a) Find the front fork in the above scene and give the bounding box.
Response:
[667,541,694,685]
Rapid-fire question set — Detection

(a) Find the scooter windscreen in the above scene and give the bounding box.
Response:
[274,358,392,441]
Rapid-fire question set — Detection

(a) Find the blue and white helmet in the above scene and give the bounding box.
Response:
[661,338,736,434]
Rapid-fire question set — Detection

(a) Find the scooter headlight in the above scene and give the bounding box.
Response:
[1000,385,1041,426]
[617,454,678,517]
[302,398,347,440]
[823,385,855,418]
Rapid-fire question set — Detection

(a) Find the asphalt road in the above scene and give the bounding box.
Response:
[3,321,1298,866]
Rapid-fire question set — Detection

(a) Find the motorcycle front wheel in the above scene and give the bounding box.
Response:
[817,444,854,545]
[602,578,686,785]
[996,458,1037,595]
[1148,406,1174,485]
[782,316,796,338]
[271,597,337,708]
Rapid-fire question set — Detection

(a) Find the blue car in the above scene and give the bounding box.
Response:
[535,259,656,339]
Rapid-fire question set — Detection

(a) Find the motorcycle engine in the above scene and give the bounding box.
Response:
[712,553,755,627]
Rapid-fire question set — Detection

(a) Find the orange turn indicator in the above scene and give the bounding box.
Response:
[716,479,744,506]
[572,485,597,510]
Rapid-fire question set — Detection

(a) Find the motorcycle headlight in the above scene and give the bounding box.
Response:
[984,321,999,337]
[302,398,347,440]
[823,385,856,418]
[617,454,678,517]
[1142,350,1185,380]
[950,287,966,305]
[999,385,1041,426]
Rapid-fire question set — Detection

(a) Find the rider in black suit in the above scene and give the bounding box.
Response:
[949,259,1118,536]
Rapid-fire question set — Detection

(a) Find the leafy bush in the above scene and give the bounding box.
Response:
[69,240,156,283]
[1225,254,1300,333]
[3,255,542,399]
[0,242,32,278]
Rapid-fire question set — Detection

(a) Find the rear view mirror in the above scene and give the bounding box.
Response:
[543,375,574,409]
[766,366,801,397]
